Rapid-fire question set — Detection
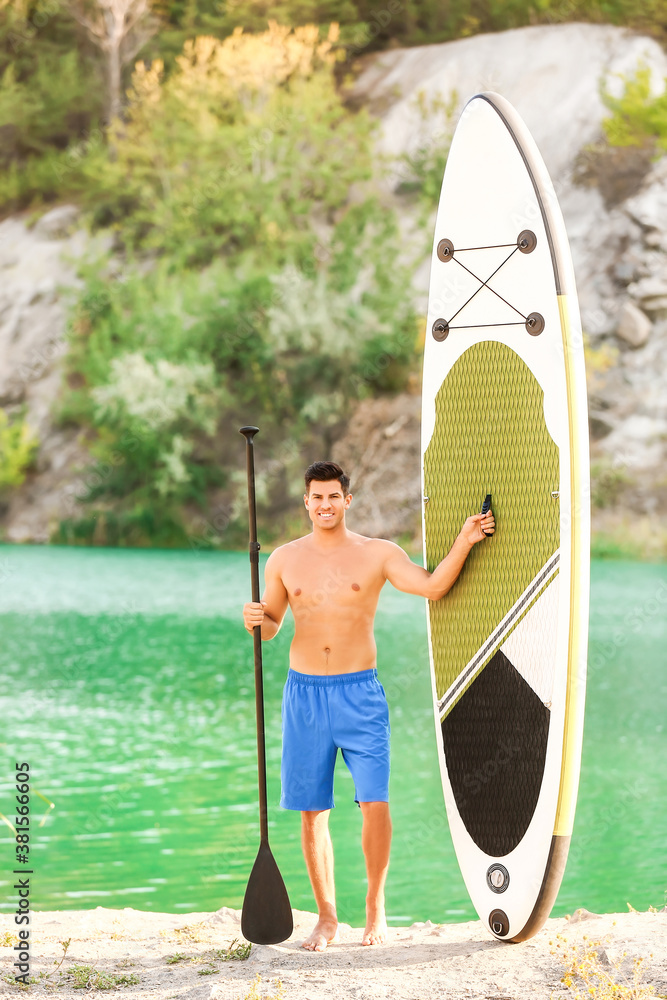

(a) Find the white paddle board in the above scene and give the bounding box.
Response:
[421,92,590,942]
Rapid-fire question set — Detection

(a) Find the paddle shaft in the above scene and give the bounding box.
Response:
[240,426,269,846]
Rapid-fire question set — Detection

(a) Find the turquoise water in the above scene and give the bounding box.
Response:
[0,546,665,926]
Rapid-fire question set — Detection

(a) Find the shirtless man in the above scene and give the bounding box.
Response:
[242,461,495,952]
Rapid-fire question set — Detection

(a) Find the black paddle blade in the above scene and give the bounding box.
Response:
[241,841,293,945]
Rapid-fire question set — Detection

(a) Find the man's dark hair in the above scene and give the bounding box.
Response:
[304,461,350,496]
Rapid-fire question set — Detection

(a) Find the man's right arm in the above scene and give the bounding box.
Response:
[242,548,289,640]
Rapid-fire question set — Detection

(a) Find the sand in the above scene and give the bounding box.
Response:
[1,905,665,999]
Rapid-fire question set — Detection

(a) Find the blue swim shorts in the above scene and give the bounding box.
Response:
[280,668,391,811]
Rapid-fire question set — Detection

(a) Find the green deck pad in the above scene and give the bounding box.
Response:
[424,340,560,706]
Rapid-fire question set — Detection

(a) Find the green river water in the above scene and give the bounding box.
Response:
[0,545,665,927]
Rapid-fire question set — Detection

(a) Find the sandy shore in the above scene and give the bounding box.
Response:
[1,905,665,999]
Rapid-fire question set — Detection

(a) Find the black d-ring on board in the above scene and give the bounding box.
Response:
[437,238,455,262]
[489,908,510,937]
[432,318,449,341]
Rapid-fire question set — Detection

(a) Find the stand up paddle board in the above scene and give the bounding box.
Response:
[421,92,590,942]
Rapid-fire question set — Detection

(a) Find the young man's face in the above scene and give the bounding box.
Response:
[304,479,351,529]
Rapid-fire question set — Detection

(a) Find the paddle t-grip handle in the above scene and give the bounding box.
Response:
[240,426,261,597]
[481,493,493,537]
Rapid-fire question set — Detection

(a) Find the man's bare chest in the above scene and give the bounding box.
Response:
[282,553,383,609]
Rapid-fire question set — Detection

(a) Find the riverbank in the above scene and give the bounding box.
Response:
[1,905,665,999]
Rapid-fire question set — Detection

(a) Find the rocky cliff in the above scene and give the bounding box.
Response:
[0,208,111,542]
[2,23,667,555]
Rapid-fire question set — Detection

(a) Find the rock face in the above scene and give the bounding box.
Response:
[342,22,667,550]
[332,392,422,545]
[616,301,652,348]
[2,24,667,550]
[0,212,111,542]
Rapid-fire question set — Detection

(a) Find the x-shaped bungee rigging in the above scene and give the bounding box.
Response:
[432,232,544,340]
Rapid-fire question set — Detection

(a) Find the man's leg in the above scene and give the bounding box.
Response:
[300,809,339,952]
[359,801,391,946]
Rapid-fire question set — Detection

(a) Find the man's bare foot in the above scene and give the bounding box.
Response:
[362,902,387,946]
[301,914,339,952]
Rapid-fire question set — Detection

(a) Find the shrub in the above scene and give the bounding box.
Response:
[0,409,37,492]
[602,63,667,149]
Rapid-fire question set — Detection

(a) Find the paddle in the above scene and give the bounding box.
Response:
[239,425,293,946]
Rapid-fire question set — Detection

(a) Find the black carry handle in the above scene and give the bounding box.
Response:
[239,425,293,946]
[481,493,493,537]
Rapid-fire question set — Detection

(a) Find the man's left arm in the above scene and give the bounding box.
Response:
[383,510,495,600]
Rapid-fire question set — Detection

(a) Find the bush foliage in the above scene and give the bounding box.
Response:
[602,63,667,149]
[2,0,667,211]
[50,24,419,544]
[0,409,37,492]
[3,0,666,544]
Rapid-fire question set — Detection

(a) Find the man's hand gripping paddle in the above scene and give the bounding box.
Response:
[239,426,293,945]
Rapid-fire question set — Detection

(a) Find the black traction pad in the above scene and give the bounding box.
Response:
[441,648,550,857]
